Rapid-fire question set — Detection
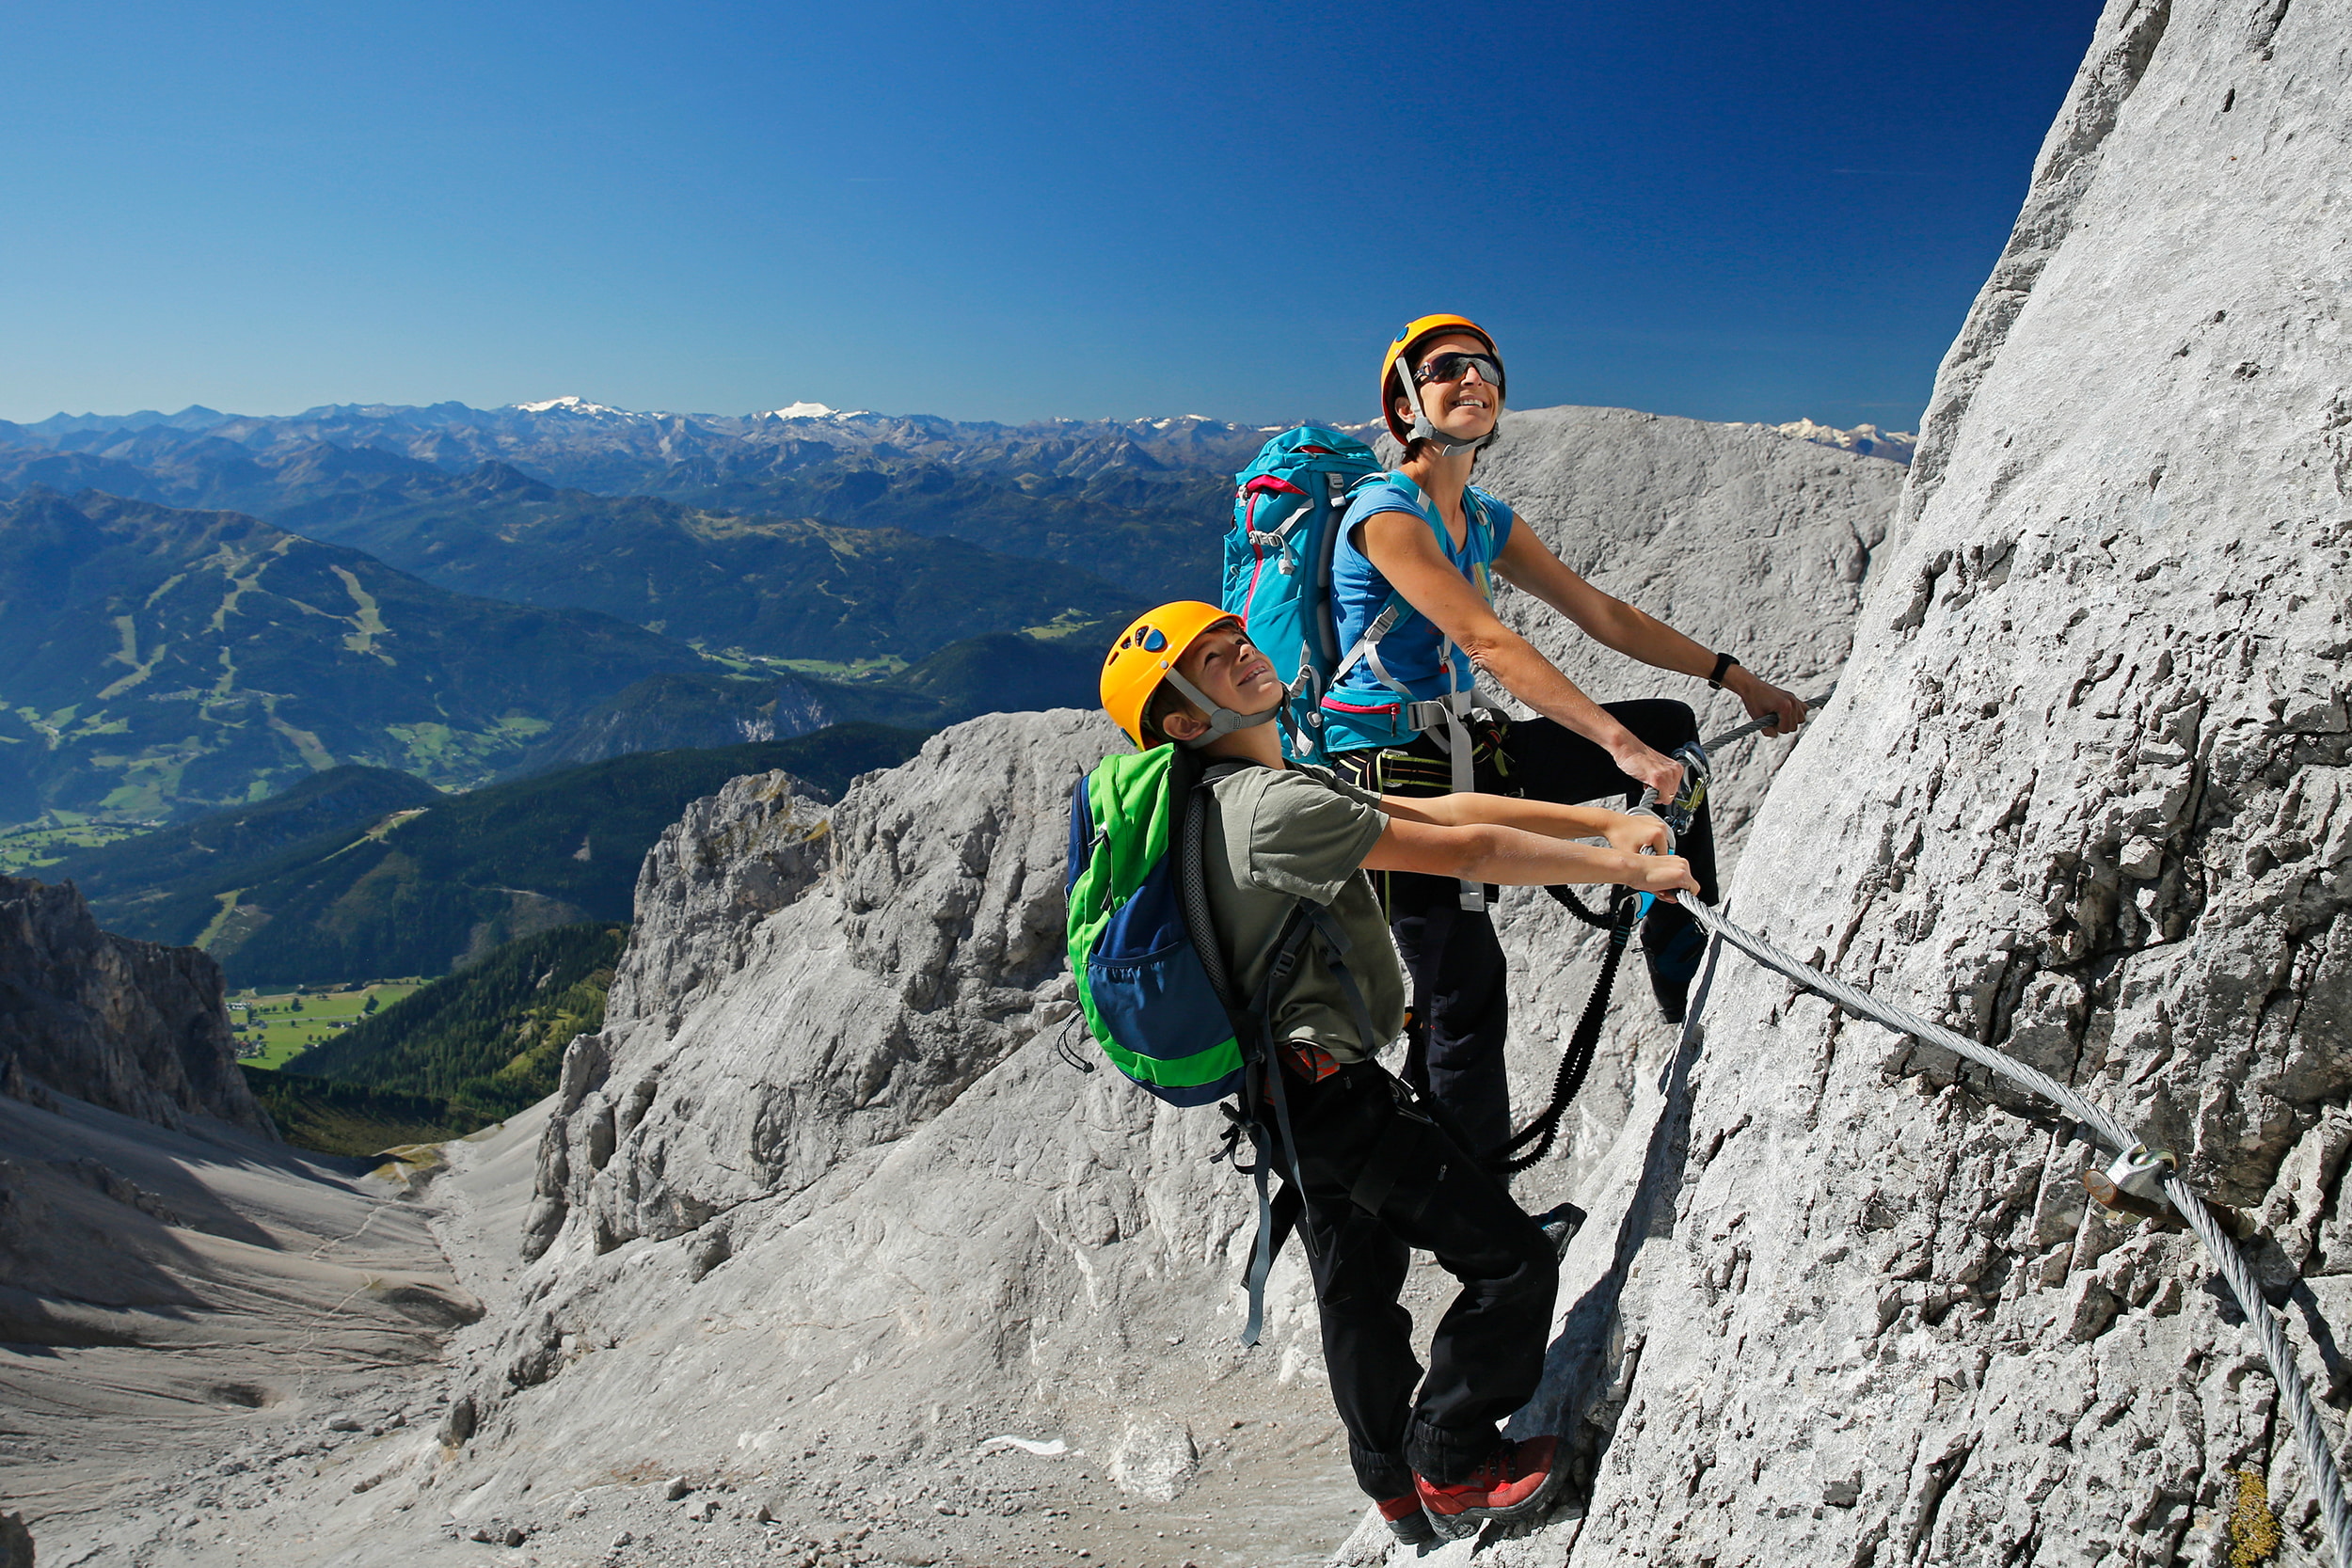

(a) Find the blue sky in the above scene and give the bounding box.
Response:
[1,2,2105,431]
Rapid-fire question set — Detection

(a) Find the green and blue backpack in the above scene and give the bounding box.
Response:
[1067,743,1301,1342]
[1064,743,1244,1106]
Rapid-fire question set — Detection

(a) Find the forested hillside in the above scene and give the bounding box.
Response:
[511,627,1104,771]
[236,1069,458,1157]
[76,724,923,986]
[44,765,440,929]
[260,466,1144,659]
[0,489,702,825]
[285,922,625,1125]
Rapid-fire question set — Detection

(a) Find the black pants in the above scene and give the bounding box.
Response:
[1267,1061,1557,1497]
[1332,702,1720,1157]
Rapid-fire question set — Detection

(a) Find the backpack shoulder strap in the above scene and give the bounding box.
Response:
[1179,759,1321,1348]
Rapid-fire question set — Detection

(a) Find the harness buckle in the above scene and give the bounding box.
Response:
[1405,692,1479,735]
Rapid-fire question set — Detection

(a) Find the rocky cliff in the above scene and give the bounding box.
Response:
[1529,3,2352,1564]
[0,873,268,1135]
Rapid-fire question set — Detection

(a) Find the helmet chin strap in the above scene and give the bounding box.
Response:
[1160,668,1279,750]
[1395,366,1495,455]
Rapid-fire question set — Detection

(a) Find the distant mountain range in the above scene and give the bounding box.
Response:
[0,399,1310,598]
[1744,418,1917,465]
[0,396,1911,600]
[0,397,1297,489]
[0,488,707,825]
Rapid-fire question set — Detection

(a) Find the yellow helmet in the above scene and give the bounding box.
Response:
[1381,313,1503,445]
[1099,601,1277,750]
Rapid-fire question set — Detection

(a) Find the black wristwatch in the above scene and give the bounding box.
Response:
[1708,652,1740,689]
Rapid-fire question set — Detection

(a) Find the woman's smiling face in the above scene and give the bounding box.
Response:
[1411,332,1502,441]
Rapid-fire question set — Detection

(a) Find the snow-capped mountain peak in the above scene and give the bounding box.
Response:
[1754,417,1916,465]
[513,396,640,419]
[756,402,840,420]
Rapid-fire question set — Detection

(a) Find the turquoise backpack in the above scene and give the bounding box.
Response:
[1220,428,1388,766]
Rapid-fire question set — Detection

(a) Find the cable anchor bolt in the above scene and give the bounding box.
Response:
[2081,1144,2178,1224]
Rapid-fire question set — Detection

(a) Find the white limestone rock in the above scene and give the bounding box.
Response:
[523,727,1090,1264]
[1537,4,2352,1564]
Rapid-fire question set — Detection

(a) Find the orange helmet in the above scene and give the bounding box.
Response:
[1381,313,1504,445]
[1099,602,1278,750]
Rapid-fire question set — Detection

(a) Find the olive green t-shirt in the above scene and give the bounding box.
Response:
[1200,763,1406,1063]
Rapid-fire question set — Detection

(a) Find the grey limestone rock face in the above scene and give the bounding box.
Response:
[0,873,267,1135]
[524,723,1100,1263]
[1538,4,2352,1565]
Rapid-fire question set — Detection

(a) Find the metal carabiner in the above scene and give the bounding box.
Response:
[1630,743,1710,921]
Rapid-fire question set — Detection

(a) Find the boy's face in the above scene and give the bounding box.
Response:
[1172,619,1281,719]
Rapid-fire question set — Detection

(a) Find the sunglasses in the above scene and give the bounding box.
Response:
[1414,352,1502,388]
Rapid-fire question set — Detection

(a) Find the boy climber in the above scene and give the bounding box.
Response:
[1095,602,1697,1543]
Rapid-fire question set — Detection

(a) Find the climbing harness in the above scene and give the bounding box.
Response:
[1498,713,1747,1164]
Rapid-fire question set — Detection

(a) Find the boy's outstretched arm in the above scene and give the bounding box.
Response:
[1359,816,1697,899]
[1375,792,1670,857]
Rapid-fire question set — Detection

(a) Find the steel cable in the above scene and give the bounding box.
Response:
[1700,687,1836,753]
[1677,897,2352,1564]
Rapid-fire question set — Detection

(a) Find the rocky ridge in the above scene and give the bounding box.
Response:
[0,872,267,1134]
[1484,3,2352,1564]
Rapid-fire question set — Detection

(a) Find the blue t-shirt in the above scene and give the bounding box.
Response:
[1321,473,1515,753]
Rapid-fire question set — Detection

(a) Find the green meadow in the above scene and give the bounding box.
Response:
[230,980,427,1069]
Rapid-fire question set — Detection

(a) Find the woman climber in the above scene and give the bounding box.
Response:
[1323,313,1811,1157]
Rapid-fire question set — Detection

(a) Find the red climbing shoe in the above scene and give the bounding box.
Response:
[1377,1492,1437,1546]
[1414,1434,1564,1535]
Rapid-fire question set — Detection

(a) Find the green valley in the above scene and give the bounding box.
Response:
[0,489,705,828]
[51,723,924,988]
[229,979,426,1068]
[284,922,626,1122]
